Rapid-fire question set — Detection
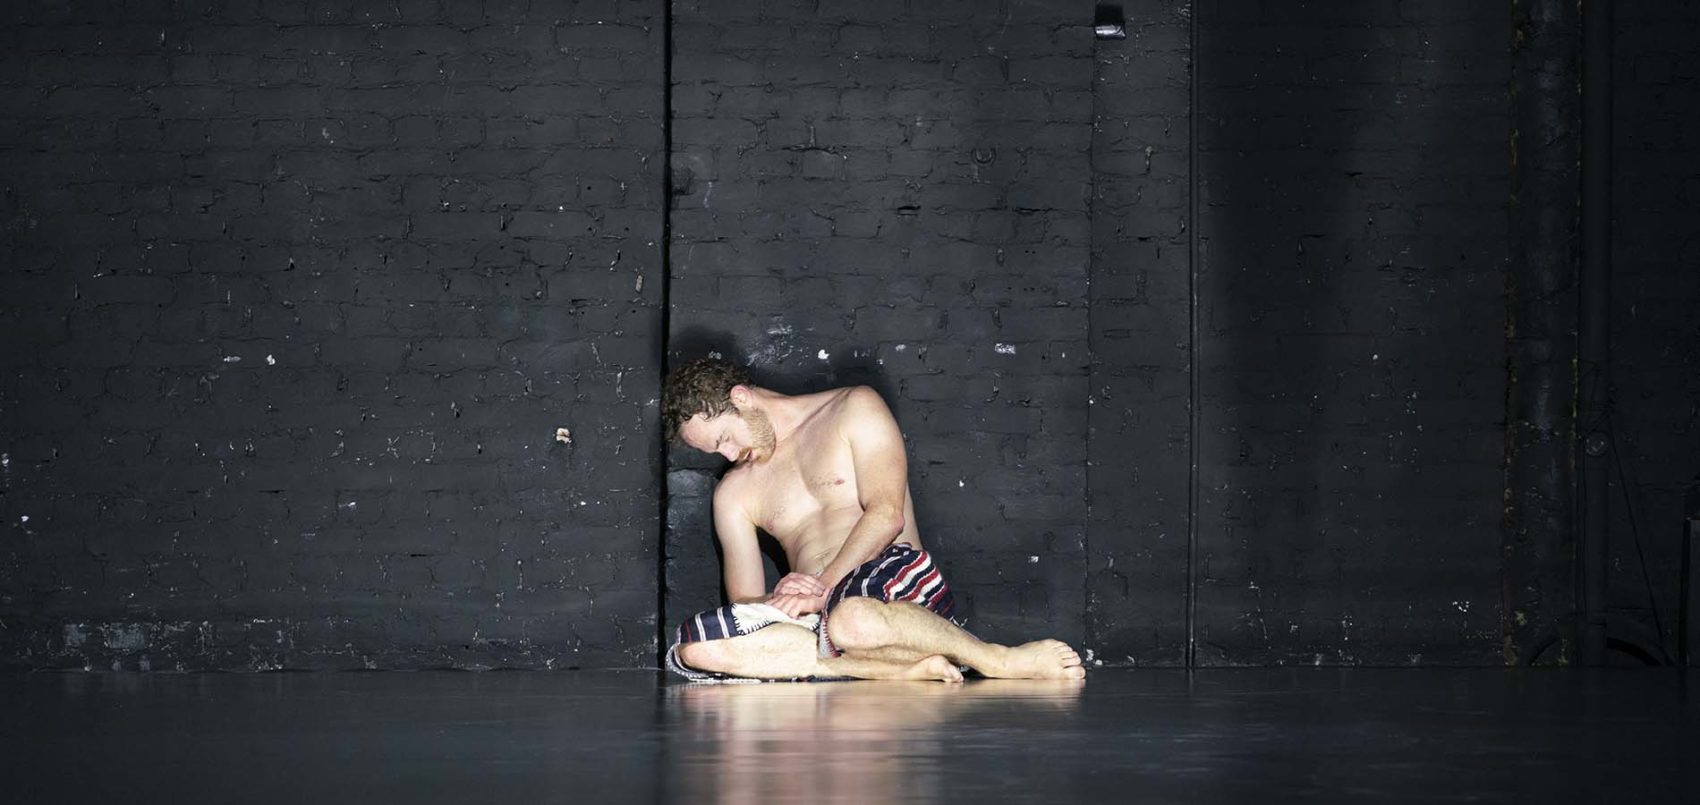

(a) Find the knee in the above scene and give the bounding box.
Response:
[827,597,891,651]
[676,640,727,672]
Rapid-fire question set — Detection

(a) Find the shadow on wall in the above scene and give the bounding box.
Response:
[670,326,899,407]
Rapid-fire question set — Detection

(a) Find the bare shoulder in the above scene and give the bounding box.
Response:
[712,467,757,518]
[831,385,900,434]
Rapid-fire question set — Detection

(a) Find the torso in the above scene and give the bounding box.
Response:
[717,388,921,575]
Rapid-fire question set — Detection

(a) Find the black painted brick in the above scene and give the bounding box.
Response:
[0,1,665,671]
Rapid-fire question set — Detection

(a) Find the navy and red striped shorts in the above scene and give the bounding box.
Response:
[666,543,958,681]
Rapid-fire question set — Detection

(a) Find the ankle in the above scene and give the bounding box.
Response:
[975,643,1013,676]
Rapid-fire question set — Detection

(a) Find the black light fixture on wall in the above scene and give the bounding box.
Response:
[1094,4,1127,40]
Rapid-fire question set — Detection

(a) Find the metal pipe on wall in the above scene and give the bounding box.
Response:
[1578,0,1615,666]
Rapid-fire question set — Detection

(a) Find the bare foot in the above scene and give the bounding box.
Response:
[901,654,965,683]
[988,640,1086,680]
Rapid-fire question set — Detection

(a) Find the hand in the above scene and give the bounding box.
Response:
[773,572,827,598]
[764,592,827,619]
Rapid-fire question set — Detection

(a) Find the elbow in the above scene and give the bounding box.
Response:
[870,503,906,536]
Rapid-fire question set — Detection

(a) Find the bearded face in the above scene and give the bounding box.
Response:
[737,406,777,464]
[678,400,779,465]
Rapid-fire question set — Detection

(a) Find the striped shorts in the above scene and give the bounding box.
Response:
[665,544,958,681]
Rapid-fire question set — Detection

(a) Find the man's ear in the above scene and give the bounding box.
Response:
[728,384,753,409]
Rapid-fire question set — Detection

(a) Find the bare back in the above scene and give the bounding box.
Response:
[716,387,921,577]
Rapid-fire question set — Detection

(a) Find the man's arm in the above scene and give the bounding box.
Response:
[814,387,909,590]
[714,483,767,604]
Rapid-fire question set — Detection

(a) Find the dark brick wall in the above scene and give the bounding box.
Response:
[4,1,1691,672]
[664,0,1094,650]
[0,0,665,670]
[1609,3,1700,663]
[1190,1,1508,665]
[1087,1,1193,666]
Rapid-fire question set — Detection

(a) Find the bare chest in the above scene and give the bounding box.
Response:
[740,434,860,539]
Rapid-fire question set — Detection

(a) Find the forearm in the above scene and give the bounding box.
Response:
[816,506,905,589]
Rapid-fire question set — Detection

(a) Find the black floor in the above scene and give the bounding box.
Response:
[4,668,1696,803]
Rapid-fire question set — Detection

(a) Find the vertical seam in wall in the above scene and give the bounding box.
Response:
[655,0,674,666]
[1185,0,1201,670]
[1084,31,1100,657]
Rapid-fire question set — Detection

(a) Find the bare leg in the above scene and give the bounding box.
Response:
[828,599,1086,681]
[827,653,963,683]
[675,623,961,682]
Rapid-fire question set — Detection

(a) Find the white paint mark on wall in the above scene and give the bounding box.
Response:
[746,320,799,367]
[957,480,964,488]
[1452,600,1470,613]
[104,624,147,651]
[994,343,1016,355]
[223,356,241,363]
[817,349,829,360]
[1027,555,1039,564]
[20,515,29,523]
[895,344,907,352]
[555,427,572,445]
[266,354,276,366]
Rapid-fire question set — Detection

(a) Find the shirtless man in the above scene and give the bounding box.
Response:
[661,357,1086,683]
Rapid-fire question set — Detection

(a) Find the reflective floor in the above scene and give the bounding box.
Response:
[3,668,1696,803]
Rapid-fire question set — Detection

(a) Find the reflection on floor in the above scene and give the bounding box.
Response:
[3,668,1696,803]
[667,678,1086,804]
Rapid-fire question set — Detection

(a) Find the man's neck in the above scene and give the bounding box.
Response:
[744,386,808,443]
